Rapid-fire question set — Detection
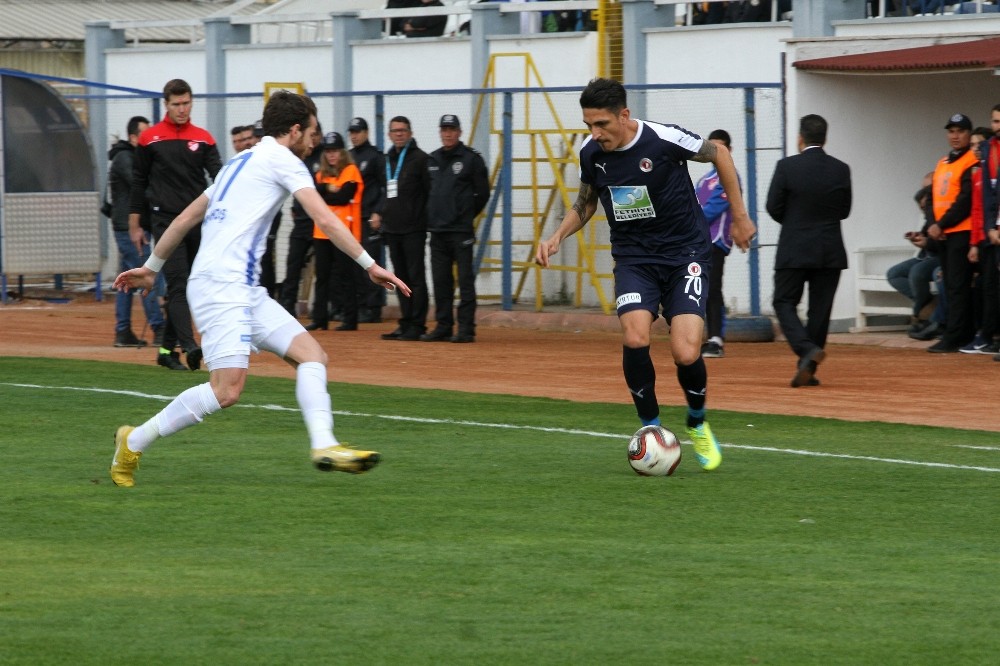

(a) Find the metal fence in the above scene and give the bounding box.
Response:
[5,70,785,317]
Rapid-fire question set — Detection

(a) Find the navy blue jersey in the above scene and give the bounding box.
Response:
[580,119,710,266]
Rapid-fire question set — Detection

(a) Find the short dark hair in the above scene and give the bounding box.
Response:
[707,129,731,148]
[579,78,627,113]
[992,103,1000,114]
[799,114,827,146]
[162,78,192,101]
[389,115,411,129]
[127,115,150,138]
[230,125,249,136]
[973,126,992,141]
[261,90,317,138]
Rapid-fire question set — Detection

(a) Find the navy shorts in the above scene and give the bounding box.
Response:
[613,261,710,323]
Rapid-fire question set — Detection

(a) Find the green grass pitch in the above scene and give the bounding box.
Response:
[1,357,998,665]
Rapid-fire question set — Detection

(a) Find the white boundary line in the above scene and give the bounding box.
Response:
[4,382,1000,473]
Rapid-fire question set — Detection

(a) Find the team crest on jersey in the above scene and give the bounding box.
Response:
[187,140,200,152]
[639,158,653,173]
[452,162,464,175]
[359,160,368,171]
[608,186,656,221]
[687,262,702,277]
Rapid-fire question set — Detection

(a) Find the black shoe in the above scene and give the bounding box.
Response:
[334,323,358,331]
[791,347,825,387]
[807,377,820,387]
[450,334,475,343]
[358,308,383,324]
[397,330,423,341]
[909,320,942,341]
[157,351,189,371]
[420,328,452,342]
[185,347,203,371]
[381,327,403,340]
[114,329,147,348]
[927,340,959,353]
[304,322,328,331]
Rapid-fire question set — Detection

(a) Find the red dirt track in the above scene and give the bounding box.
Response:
[1,298,996,432]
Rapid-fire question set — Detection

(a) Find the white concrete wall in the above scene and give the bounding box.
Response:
[646,24,791,85]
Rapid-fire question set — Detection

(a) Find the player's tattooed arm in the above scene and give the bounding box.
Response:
[572,182,599,223]
[691,139,718,164]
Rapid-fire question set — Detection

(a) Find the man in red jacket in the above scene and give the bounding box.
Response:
[129,79,222,371]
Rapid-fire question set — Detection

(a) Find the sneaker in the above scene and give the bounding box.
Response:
[909,320,942,341]
[958,334,989,354]
[157,350,189,371]
[114,329,147,348]
[185,347,203,371]
[927,340,960,353]
[311,444,381,474]
[701,340,724,358]
[110,425,140,487]
[686,422,722,471]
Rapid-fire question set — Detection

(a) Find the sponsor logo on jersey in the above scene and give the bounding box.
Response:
[639,158,653,173]
[452,162,464,175]
[616,292,642,309]
[595,162,607,174]
[608,186,656,221]
[687,262,702,277]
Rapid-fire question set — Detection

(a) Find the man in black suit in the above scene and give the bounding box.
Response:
[766,114,852,388]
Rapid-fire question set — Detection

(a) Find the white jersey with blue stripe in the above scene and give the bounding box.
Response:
[579,119,710,266]
[191,136,315,285]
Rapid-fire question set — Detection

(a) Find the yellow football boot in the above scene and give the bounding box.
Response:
[311,444,381,474]
[110,425,141,487]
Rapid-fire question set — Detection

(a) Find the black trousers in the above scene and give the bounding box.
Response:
[940,230,975,347]
[258,212,282,298]
[384,230,428,335]
[280,232,313,315]
[151,210,200,353]
[977,244,998,340]
[429,231,477,335]
[310,239,352,327]
[772,267,841,359]
[359,221,386,311]
[706,244,727,340]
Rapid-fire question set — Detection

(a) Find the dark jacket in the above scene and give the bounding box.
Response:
[107,140,145,232]
[290,145,323,239]
[381,139,430,234]
[766,146,851,270]
[129,118,222,217]
[427,141,490,234]
[349,139,386,221]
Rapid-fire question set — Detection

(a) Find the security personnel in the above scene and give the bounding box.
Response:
[348,117,387,323]
[422,114,490,343]
[925,113,978,352]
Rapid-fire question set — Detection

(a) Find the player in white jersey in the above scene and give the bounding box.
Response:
[109,91,411,486]
[536,78,755,471]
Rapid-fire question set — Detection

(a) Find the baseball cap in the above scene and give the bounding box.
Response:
[439,114,461,129]
[944,113,972,131]
[348,117,368,132]
[252,119,264,137]
[322,131,345,149]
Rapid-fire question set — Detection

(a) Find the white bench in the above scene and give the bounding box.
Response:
[853,246,922,332]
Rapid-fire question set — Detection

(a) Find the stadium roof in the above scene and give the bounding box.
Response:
[0,0,264,43]
[794,37,1000,74]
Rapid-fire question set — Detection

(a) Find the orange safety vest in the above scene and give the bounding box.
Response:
[932,149,978,235]
[313,164,364,242]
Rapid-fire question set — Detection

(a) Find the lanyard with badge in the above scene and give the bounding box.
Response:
[386,141,409,199]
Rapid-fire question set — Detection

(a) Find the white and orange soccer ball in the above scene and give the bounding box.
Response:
[627,425,681,476]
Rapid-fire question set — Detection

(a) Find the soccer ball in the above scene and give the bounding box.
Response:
[627,425,681,476]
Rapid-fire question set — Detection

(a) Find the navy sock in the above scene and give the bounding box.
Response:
[623,345,658,424]
[676,357,707,427]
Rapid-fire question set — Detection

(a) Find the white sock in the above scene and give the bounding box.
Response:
[127,383,222,453]
[709,336,724,346]
[297,362,338,450]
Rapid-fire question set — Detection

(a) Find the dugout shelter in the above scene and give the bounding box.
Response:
[0,70,101,301]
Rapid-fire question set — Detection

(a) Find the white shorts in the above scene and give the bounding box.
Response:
[187,277,304,370]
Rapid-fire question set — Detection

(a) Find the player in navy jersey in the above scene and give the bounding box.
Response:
[535,78,755,471]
